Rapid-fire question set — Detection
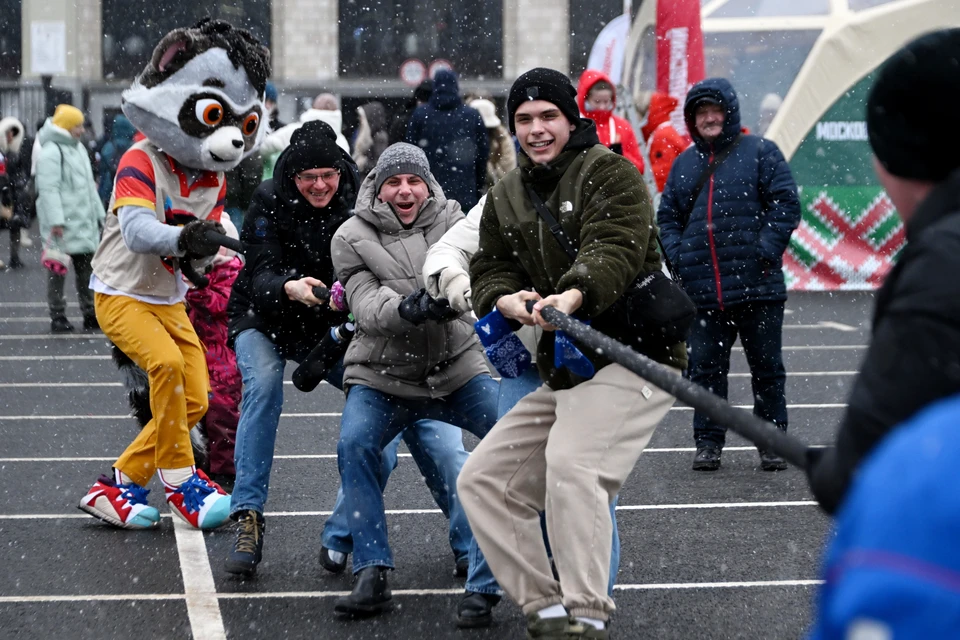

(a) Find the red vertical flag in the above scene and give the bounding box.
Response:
[655,0,706,136]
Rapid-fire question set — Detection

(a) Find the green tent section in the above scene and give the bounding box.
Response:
[785,72,904,290]
[622,0,960,290]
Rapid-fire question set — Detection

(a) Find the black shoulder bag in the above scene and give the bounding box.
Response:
[523,183,696,345]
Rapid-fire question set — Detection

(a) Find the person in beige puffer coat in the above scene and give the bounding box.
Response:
[328,142,499,617]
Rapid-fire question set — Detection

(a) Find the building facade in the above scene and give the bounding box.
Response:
[1,0,626,137]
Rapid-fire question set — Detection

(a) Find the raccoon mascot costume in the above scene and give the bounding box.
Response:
[79,19,270,531]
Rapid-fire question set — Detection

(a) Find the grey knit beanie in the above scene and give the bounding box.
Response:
[375,142,432,195]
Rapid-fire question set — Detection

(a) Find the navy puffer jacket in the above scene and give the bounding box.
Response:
[405,70,489,211]
[657,78,800,310]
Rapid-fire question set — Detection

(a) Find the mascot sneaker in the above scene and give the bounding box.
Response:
[78,475,161,529]
[165,470,231,530]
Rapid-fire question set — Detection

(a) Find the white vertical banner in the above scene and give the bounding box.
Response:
[31,21,66,75]
[587,14,632,86]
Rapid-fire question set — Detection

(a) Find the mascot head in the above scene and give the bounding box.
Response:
[121,18,271,172]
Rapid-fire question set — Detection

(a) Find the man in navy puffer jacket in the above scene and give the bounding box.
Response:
[658,77,800,472]
[406,70,489,211]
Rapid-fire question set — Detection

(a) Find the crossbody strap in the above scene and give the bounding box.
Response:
[523,182,579,261]
[681,133,743,228]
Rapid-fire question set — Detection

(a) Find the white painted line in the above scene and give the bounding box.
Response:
[615,501,817,511]
[0,317,85,322]
[728,371,855,378]
[0,334,108,340]
[0,372,859,389]
[0,382,122,388]
[771,345,865,351]
[0,415,133,420]
[173,518,227,640]
[0,579,823,604]
[0,594,185,603]
[818,321,859,332]
[0,355,110,361]
[0,500,822,521]
[0,302,80,307]
[0,446,830,463]
[0,405,847,420]
[0,347,869,360]
[614,579,823,591]
[0,405,848,420]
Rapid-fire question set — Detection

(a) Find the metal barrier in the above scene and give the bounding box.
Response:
[0,84,47,135]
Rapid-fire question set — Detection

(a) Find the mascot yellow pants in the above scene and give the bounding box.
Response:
[95,293,210,487]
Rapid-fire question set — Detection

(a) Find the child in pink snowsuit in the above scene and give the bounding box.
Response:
[185,218,243,489]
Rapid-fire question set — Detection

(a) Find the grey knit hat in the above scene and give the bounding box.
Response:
[375,142,432,195]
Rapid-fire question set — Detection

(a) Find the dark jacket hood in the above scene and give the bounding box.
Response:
[271,140,360,213]
[111,115,136,146]
[429,70,462,111]
[684,77,742,152]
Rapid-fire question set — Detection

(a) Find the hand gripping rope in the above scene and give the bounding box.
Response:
[526,301,810,470]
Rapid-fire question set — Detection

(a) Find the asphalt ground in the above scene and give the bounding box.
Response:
[0,241,873,639]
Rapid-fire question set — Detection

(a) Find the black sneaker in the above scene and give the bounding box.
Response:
[51,317,74,333]
[759,450,788,471]
[692,446,722,471]
[319,545,347,574]
[454,556,469,578]
[82,315,100,331]
[224,510,264,576]
[8,256,23,269]
[456,590,501,628]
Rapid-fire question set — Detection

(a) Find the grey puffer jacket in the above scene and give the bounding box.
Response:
[331,169,488,399]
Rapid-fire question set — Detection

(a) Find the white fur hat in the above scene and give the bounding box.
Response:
[470,99,501,129]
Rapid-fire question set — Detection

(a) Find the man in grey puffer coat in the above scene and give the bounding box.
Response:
[329,143,499,616]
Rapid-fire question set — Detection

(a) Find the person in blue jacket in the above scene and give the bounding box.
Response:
[657,77,800,472]
[810,393,960,639]
[405,69,489,211]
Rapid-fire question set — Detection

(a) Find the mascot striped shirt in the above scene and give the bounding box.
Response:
[92,139,226,299]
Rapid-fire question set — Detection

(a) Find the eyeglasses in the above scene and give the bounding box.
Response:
[296,170,340,184]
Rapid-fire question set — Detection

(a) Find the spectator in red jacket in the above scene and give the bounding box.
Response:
[576,70,645,175]
[640,92,689,194]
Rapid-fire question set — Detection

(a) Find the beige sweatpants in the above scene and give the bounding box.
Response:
[458,363,677,621]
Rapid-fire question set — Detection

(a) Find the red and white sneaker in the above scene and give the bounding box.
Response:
[78,475,161,529]
[165,469,231,530]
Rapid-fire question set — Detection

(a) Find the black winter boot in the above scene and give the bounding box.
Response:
[224,510,264,576]
[456,591,501,628]
[334,566,392,616]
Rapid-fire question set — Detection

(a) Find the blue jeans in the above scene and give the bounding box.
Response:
[466,367,622,597]
[688,301,788,447]
[321,418,470,562]
[338,375,499,572]
[230,328,466,550]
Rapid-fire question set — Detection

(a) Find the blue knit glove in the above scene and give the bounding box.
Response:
[555,328,595,379]
[474,308,531,379]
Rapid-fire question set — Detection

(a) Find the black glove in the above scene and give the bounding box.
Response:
[805,446,846,516]
[399,288,460,325]
[292,322,355,392]
[177,219,227,258]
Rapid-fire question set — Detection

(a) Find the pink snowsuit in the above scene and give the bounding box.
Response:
[186,256,243,476]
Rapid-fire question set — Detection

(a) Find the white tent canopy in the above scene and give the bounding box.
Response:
[624,0,960,158]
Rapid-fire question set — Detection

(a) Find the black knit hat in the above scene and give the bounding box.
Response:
[286,119,343,175]
[867,28,960,182]
[507,68,581,133]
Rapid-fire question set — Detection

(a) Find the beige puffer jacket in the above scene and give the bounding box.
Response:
[331,169,489,399]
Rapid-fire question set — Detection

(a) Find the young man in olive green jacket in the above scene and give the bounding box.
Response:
[459,68,687,640]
